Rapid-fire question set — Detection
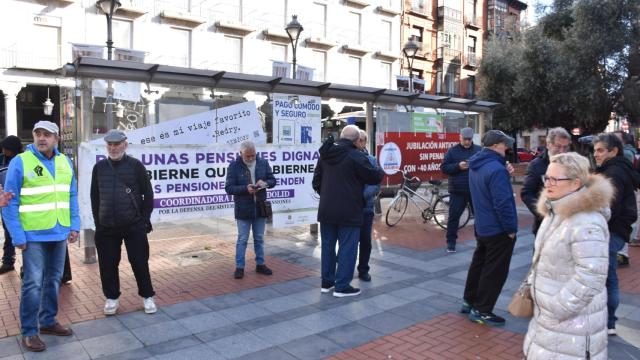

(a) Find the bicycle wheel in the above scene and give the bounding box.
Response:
[433,196,471,230]
[386,192,408,227]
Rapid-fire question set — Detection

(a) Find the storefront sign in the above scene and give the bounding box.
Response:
[273,94,321,145]
[78,143,320,228]
[377,132,459,185]
[92,101,266,146]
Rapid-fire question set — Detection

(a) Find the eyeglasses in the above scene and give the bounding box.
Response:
[462,138,472,141]
[541,175,573,186]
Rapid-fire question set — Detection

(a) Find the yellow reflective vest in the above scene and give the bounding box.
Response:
[18,151,72,231]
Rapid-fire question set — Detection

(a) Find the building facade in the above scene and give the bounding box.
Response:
[0,0,404,138]
[400,0,526,99]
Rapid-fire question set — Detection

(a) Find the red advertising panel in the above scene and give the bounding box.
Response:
[377,132,460,186]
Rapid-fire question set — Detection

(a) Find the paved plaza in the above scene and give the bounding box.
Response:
[0,191,639,359]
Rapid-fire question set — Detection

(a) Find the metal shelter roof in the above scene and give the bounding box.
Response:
[62,57,500,113]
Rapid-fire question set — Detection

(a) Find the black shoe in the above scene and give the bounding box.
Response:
[256,264,273,275]
[333,286,361,298]
[617,255,629,267]
[358,272,371,282]
[0,263,14,275]
[321,280,335,293]
[469,309,505,327]
[233,268,244,279]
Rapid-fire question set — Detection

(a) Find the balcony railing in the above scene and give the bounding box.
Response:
[436,47,461,63]
[437,6,462,22]
[466,52,477,67]
[464,16,481,29]
[0,44,62,70]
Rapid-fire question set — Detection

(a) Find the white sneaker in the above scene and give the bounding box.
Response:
[143,297,157,314]
[608,328,617,336]
[103,299,119,315]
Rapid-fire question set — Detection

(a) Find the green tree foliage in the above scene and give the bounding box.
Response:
[478,0,640,134]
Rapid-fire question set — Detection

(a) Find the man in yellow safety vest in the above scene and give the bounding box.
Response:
[2,121,80,352]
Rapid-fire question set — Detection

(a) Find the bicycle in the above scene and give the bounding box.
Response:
[385,170,472,230]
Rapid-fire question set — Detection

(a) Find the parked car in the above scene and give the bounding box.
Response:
[517,148,535,162]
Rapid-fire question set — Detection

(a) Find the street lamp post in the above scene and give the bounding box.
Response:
[96,0,121,131]
[96,0,121,60]
[402,36,420,94]
[285,15,303,79]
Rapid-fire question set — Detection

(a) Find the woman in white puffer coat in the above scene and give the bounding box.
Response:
[523,152,612,360]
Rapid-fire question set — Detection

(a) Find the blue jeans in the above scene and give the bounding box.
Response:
[607,233,625,329]
[20,240,67,336]
[320,223,359,291]
[446,193,472,249]
[235,217,266,269]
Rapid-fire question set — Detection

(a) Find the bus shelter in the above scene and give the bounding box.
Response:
[60,57,499,263]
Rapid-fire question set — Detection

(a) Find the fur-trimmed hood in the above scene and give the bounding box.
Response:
[536,173,614,220]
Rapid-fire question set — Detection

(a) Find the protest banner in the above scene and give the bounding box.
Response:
[91,101,266,146]
[273,94,321,145]
[78,143,320,228]
[376,132,459,185]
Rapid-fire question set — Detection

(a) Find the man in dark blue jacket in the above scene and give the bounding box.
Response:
[313,125,384,297]
[225,140,276,280]
[462,130,517,327]
[441,127,480,252]
[520,127,571,235]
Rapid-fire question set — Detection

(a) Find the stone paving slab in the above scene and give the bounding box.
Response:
[1,211,639,359]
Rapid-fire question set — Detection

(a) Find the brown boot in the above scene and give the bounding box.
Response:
[22,335,46,352]
[39,323,73,336]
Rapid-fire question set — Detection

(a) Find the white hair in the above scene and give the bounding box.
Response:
[341,125,360,141]
[358,129,367,140]
[239,140,255,153]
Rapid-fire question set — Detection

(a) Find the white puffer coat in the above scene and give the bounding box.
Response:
[523,174,612,360]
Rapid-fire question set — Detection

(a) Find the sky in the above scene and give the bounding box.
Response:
[526,0,554,25]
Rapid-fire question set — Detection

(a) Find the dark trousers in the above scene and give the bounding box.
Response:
[95,221,155,299]
[446,192,472,249]
[62,247,72,282]
[463,232,516,313]
[2,221,15,265]
[357,212,374,274]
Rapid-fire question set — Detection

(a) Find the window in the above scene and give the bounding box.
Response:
[271,43,287,62]
[112,19,133,49]
[466,0,477,18]
[346,12,361,45]
[167,27,190,67]
[467,76,475,98]
[468,36,476,53]
[411,0,429,13]
[346,56,361,85]
[271,0,288,27]
[380,62,392,89]
[410,26,423,43]
[308,3,327,38]
[222,36,242,72]
[312,50,326,81]
[381,20,392,52]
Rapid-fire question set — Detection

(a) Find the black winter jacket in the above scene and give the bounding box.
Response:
[90,155,154,229]
[520,151,550,234]
[225,156,276,220]
[313,138,384,227]
[441,143,481,194]
[595,156,640,241]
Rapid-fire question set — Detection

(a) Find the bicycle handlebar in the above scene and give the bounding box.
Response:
[393,170,421,183]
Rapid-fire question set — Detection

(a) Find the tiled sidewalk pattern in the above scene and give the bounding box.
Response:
[329,313,525,360]
[0,222,316,338]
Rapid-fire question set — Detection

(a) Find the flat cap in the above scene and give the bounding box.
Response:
[103,129,127,142]
[482,130,514,147]
[33,121,59,135]
[460,127,474,139]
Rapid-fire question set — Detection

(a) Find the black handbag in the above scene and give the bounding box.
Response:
[258,200,272,218]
